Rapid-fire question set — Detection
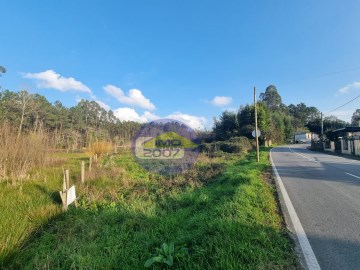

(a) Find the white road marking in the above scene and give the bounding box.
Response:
[290,147,360,181]
[270,148,321,270]
[345,172,360,179]
[289,147,318,162]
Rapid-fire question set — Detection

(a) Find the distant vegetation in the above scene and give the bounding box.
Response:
[212,85,356,145]
[0,89,141,148]
[0,67,356,148]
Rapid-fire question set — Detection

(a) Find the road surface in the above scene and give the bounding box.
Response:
[271,144,360,270]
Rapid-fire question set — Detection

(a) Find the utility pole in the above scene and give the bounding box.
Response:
[254,86,260,163]
[321,112,324,140]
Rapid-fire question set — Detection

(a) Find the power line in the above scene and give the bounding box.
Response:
[324,94,360,115]
[286,66,360,84]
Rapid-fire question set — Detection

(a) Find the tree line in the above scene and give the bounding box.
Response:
[1,65,359,148]
[0,65,141,151]
[212,85,359,144]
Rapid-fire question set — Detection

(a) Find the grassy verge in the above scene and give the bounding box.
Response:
[0,153,87,263]
[2,148,298,269]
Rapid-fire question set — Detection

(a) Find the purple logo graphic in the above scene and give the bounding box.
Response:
[132,119,199,175]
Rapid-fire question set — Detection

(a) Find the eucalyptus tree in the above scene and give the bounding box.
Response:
[259,85,282,110]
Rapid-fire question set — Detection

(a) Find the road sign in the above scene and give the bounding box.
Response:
[66,185,76,206]
[252,129,261,138]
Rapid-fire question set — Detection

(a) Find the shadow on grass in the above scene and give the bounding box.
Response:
[34,184,63,205]
[3,149,297,270]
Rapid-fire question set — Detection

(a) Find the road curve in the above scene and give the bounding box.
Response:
[271,144,360,270]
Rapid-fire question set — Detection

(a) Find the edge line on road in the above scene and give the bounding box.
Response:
[345,172,360,179]
[270,148,321,270]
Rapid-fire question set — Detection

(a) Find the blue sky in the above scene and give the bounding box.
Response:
[1,0,360,129]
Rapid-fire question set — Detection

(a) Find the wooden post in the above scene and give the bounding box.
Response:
[60,169,70,211]
[81,161,85,184]
[89,157,92,172]
[254,87,260,163]
[62,171,66,192]
[320,112,324,140]
[65,169,70,190]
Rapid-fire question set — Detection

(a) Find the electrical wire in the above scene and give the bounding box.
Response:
[286,66,360,84]
[324,94,360,115]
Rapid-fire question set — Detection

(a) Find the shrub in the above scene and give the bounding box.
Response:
[199,141,222,157]
[88,140,113,158]
[227,136,253,152]
[199,136,253,156]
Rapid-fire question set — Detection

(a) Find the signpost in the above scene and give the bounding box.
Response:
[252,129,261,138]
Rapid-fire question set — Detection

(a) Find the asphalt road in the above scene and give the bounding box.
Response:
[271,144,360,270]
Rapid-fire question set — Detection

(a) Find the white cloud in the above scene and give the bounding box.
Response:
[166,112,207,130]
[210,96,232,106]
[112,108,206,130]
[75,95,82,103]
[23,70,91,93]
[222,107,238,112]
[104,84,155,110]
[143,111,160,121]
[113,108,148,123]
[337,81,360,95]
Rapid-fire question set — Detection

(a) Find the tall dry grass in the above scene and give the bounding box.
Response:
[88,140,113,158]
[0,123,48,185]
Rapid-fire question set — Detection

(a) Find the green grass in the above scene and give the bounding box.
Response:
[1,149,298,269]
[0,153,88,264]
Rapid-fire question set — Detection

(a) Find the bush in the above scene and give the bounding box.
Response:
[88,140,113,158]
[199,136,253,156]
[228,136,253,151]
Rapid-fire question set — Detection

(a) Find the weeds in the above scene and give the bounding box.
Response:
[144,242,189,267]
[0,123,49,185]
[2,148,298,269]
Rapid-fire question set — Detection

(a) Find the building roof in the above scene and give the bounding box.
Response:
[330,127,360,133]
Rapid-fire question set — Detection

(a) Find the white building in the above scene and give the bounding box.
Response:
[294,132,319,143]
